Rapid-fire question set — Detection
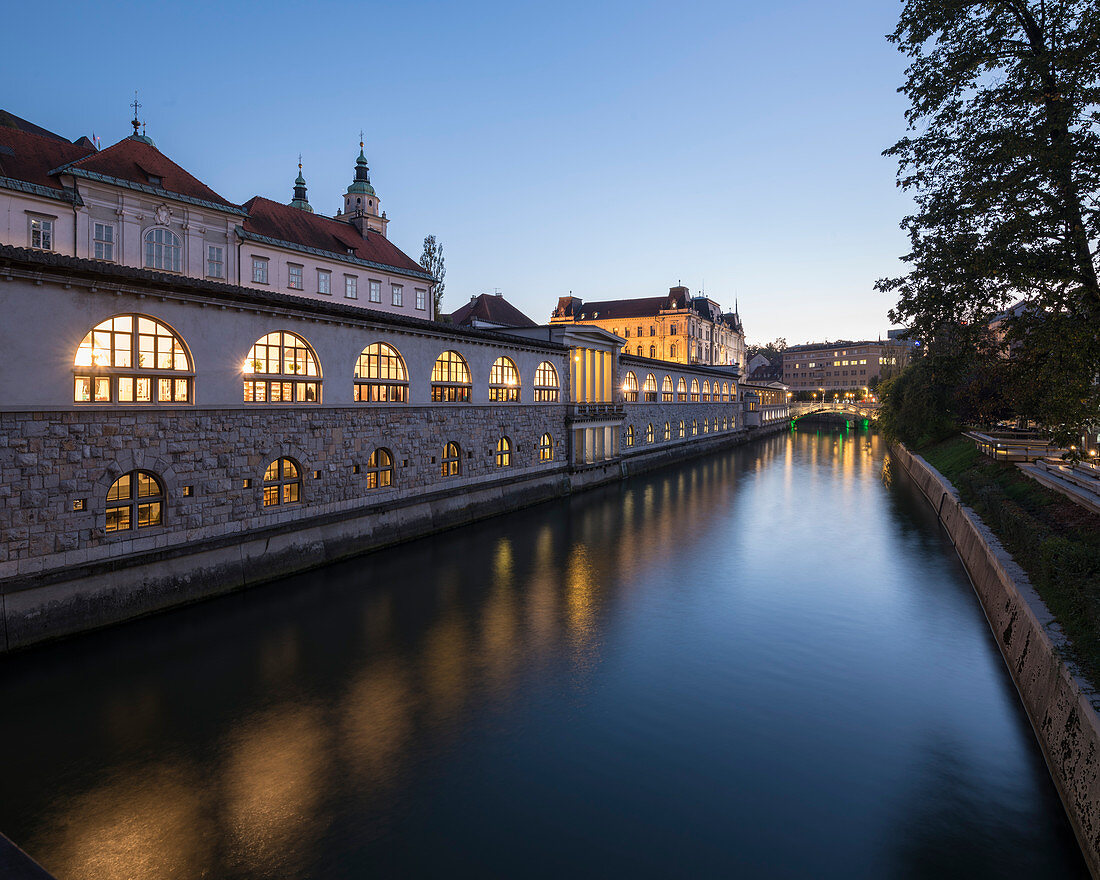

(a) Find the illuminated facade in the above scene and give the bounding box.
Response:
[782,340,909,395]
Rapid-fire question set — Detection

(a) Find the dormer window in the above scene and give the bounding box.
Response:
[148,174,162,186]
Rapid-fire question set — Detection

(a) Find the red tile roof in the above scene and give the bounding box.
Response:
[240,196,430,278]
[0,126,94,193]
[450,293,537,328]
[568,295,680,320]
[59,137,237,208]
[0,110,69,141]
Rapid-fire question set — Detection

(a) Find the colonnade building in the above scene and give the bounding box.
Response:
[0,110,785,653]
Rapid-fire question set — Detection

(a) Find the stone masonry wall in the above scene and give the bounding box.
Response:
[620,401,741,452]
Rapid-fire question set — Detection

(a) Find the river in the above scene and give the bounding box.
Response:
[0,426,1087,878]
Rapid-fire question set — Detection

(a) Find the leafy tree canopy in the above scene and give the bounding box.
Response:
[419,235,446,319]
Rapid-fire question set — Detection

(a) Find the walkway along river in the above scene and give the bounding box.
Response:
[0,426,1088,878]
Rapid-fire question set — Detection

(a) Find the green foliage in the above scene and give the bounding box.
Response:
[419,234,446,318]
[877,351,960,447]
[879,0,1100,441]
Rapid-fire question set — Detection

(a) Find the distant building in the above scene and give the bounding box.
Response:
[549,285,746,369]
[450,293,537,330]
[782,340,909,395]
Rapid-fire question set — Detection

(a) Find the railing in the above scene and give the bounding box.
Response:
[963,431,1063,463]
[790,401,879,418]
[570,402,625,420]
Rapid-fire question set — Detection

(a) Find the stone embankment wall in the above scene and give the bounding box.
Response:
[892,443,1100,878]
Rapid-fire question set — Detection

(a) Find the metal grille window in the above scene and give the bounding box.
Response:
[263,458,301,507]
[539,433,554,462]
[74,315,192,404]
[534,361,559,401]
[146,228,182,272]
[354,342,408,402]
[243,331,321,403]
[622,371,638,402]
[495,436,512,468]
[489,357,520,402]
[662,376,673,401]
[94,223,114,261]
[643,373,658,402]
[431,351,471,402]
[106,470,163,532]
[366,448,394,489]
[442,442,461,477]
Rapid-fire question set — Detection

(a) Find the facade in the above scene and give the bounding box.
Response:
[781,340,909,396]
[549,285,746,370]
[0,112,437,321]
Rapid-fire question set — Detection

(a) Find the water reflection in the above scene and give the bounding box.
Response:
[0,427,1087,878]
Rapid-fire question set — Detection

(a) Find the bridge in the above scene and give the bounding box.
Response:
[789,400,879,423]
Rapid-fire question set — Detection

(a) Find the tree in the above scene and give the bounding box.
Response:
[746,337,788,365]
[878,0,1100,445]
[419,235,446,319]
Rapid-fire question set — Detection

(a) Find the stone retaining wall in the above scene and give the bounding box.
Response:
[892,443,1100,877]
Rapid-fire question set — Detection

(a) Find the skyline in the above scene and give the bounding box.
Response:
[2,0,915,345]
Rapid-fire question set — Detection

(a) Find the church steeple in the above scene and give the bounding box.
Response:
[288,155,313,212]
[336,132,388,237]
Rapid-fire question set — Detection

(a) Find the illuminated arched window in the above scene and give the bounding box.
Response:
[263,458,301,507]
[712,417,719,432]
[496,436,512,467]
[74,315,192,404]
[442,441,461,476]
[625,425,635,447]
[489,357,520,402]
[690,379,700,402]
[622,371,639,402]
[703,419,709,434]
[534,362,560,401]
[662,375,673,401]
[643,373,658,402]
[106,470,163,532]
[646,423,655,443]
[244,331,321,403]
[691,419,698,436]
[144,227,181,272]
[678,420,685,438]
[723,416,728,430]
[677,377,687,402]
[723,382,730,401]
[366,448,394,489]
[539,433,554,461]
[355,343,408,403]
[431,351,471,402]
[702,381,711,402]
[664,421,671,441]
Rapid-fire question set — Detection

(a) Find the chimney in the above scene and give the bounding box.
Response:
[349,211,370,238]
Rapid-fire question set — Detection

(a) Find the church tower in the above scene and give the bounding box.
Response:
[335,136,388,237]
[288,157,313,212]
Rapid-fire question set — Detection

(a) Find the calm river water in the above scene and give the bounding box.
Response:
[0,427,1088,878]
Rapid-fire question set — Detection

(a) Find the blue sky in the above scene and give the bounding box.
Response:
[3,0,914,344]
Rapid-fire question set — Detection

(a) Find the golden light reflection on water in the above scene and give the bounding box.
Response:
[341,658,413,788]
[421,611,470,723]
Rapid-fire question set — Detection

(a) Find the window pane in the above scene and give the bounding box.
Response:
[136,378,152,402]
[106,505,130,532]
[74,377,90,402]
[107,475,131,502]
[137,473,159,497]
[138,501,162,527]
[118,377,134,401]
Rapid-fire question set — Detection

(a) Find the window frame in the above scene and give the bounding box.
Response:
[344,274,358,299]
[495,436,512,468]
[533,361,560,402]
[366,448,394,489]
[622,371,639,402]
[207,245,224,279]
[369,279,382,303]
[354,342,409,403]
[317,269,332,295]
[488,357,521,402]
[93,222,115,261]
[539,433,554,461]
[287,262,304,290]
[391,283,403,307]
[262,457,302,507]
[251,255,269,285]
[73,314,194,406]
[105,469,165,533]
[431,350,472,403]
[243,330,322,404]
[145,227,183,273]
[442,441,461,477]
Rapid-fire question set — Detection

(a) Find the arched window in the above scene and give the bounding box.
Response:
[713,417,719,432]
[646,423,655,443]
[664,421,671,441]
[263,458,301,506]
[678,420,685,438]
[649,345,656,359]
[636,345,643,356]
[643,373,657,402]
[625,425,635,447]
[489,357,520,402]
[534,362,560,401]
[702,381,711,402]
[539,433,554,461]
[106,470,164,532]
[354,343,407,403]
[244,331,321,403]
[677,377,687,401]
[74,315,192,404]
[723,382,730,401]
[144,227,181,273]
[622,371,639,402]
[691,419,698,436]
[496,436,512,467]
[431,351,471,402]
[690,379,700,402]
[703,419,709,434]
[366,448,393,489]
[662,375,673,401]
[670,344,678,359]
[442,441,461,476]
[723,416,728,430]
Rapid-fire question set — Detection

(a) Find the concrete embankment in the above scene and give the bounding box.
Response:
[892,443,1100,878]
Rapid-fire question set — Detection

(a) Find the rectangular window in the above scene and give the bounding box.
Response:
[415,288,426,310]
[317,270,331,295]
[391,284,403,307]
[207,246,224,278]
[93,223,114,261]
[30,217,53,250]
[252,257,269,284]
[369,279,382,303]
[288,263,303,290]
[345,275,358,299]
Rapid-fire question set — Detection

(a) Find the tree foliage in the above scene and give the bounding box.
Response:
[879,0,1100,443]
[419,235,446,318]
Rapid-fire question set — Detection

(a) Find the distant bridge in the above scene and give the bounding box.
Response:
[789,401,879,423]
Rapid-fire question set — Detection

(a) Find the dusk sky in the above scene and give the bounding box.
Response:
[3,0,915,345]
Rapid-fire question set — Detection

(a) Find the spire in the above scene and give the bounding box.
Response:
[346,131,376,197]
[128,91,155,146]
[289,154,313,212]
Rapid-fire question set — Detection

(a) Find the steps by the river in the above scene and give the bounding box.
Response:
[1018,459,1100,517]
